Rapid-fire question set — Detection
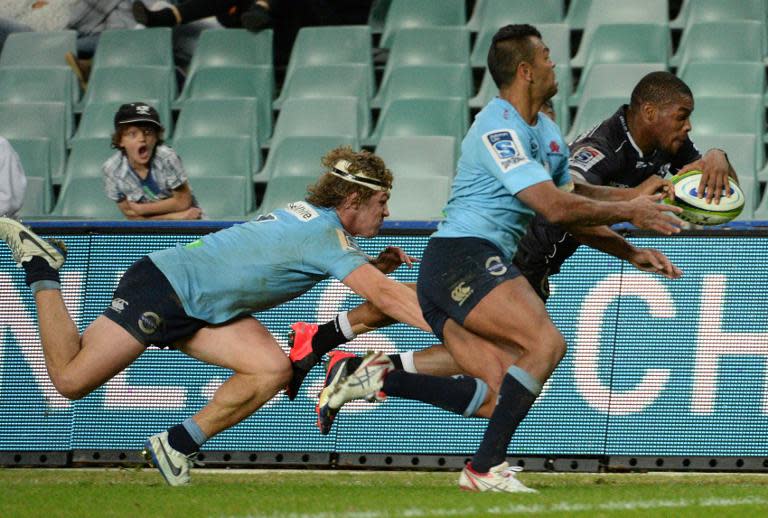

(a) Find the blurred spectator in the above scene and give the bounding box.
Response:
[103,102,203,220]
[0,137,28,218]
[133,0,269,30]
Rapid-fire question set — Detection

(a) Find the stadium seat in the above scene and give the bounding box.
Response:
[467,0,564,32]
[387,176,451,220]
[16,177,49,218]
[256,136,359,183]
[574,24,670,82]
[566,96,626,142]
[375,136,457,179]
[72,100,167,144]
[91,28,174,69]
[0,30,77,67]
[175,66,274,143]
[571,63,667,107]
[679,62,766,96]
[184,29,273,80]
[379,0,466,48]
[373,64,472,109]
[274,64,371,136]
[0,67,76,136]
[563,0,592,30]
[173,136,254,178]
[64,138,118,179]
[572,0,669,68]
[258,175,316,214]
[689,95,764,162]
[192,176,254,219]
[0,102,67,182]
[672,0,766,29]
[270,97,361,147]
[173,98,261,168]
[9,137,53,212]
[368,0,392,33]
[367,98,469,152]
[52,177,123,219]
[469,5,567,67]
[379,27,470,97]
[79,66,175,132]
[671,21,764,69]
[282,26,373,98]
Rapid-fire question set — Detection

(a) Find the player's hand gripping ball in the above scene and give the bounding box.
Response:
[662,170,744,225]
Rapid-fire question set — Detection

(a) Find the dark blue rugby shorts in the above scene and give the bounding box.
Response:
[416,237,521,340]
[103,257,209,348]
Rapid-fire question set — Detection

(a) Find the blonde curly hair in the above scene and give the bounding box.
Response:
[306,147,393,209]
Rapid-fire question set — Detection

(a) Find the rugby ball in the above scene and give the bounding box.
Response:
[662,170,744,226]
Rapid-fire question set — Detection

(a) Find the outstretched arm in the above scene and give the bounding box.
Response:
[341,264,431,332]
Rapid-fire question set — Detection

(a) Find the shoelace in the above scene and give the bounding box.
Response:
[187,452,205,468]
[500,465,524,478]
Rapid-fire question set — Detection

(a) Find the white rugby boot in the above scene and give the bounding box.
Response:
[142,431,199,486]
[0,217,66,268]
[459,461,538,493]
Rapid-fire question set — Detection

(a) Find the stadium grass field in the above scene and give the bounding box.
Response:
[2,469,768,517]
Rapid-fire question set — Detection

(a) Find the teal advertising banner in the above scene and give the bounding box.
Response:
[2,226,768,456]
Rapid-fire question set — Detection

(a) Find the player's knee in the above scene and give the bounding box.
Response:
[540,329,567,368]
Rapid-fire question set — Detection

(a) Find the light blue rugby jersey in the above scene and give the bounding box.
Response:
[149,202,370,323]
[435,97,572,259]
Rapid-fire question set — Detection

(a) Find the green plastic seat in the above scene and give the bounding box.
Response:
[258,175,316,215]
[468,0,563,32]
[90,28,173,78]
[72,100,167,144]
[672,0,766,29]
[0,67,76,136]
[563,0,592,30]
[52,177,124,219]
[732,173,757,221]
[388,176,451,220]
[256,136,358,183]
[691,95,764,169]
[9,137,52,212]
[173,136,254,178]
[174,98,260,168]
[566,96,626,142]
[380,0,466,48]
[176,66,274,143]
[64,138,117,179]
[571,63,667,108]
[271,97,361,147]
[672,21,764,69]
[16,177,49,218]
[572,0,669,68]
[0,30,77,67]
[375,136,456,179]
[575,24,670,82]
[690,133,758,184]
[274,64,371,136]
[192,176,254,219]
[368,0,392,33]
[185,29,273,80]
[80,66,175,132]
[367,98,468,152]
[282,26,373,98]
[373,64,471,109]
[681,61,766,100]
[0,102,67,182]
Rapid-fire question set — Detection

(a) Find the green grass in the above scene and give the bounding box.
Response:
[2,468,768,517]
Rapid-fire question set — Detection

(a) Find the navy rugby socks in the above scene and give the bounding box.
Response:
[23,256,60,293]
[381,371,488,417]
[471,366,542,473]
[167,418,208,456]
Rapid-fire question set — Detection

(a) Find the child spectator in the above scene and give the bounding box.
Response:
[103,102,203,220]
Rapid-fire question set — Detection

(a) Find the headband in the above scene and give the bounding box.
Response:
[329,159,390,192]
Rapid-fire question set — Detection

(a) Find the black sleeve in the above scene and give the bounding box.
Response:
[568,139,621,186]
[670,137,702,172]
